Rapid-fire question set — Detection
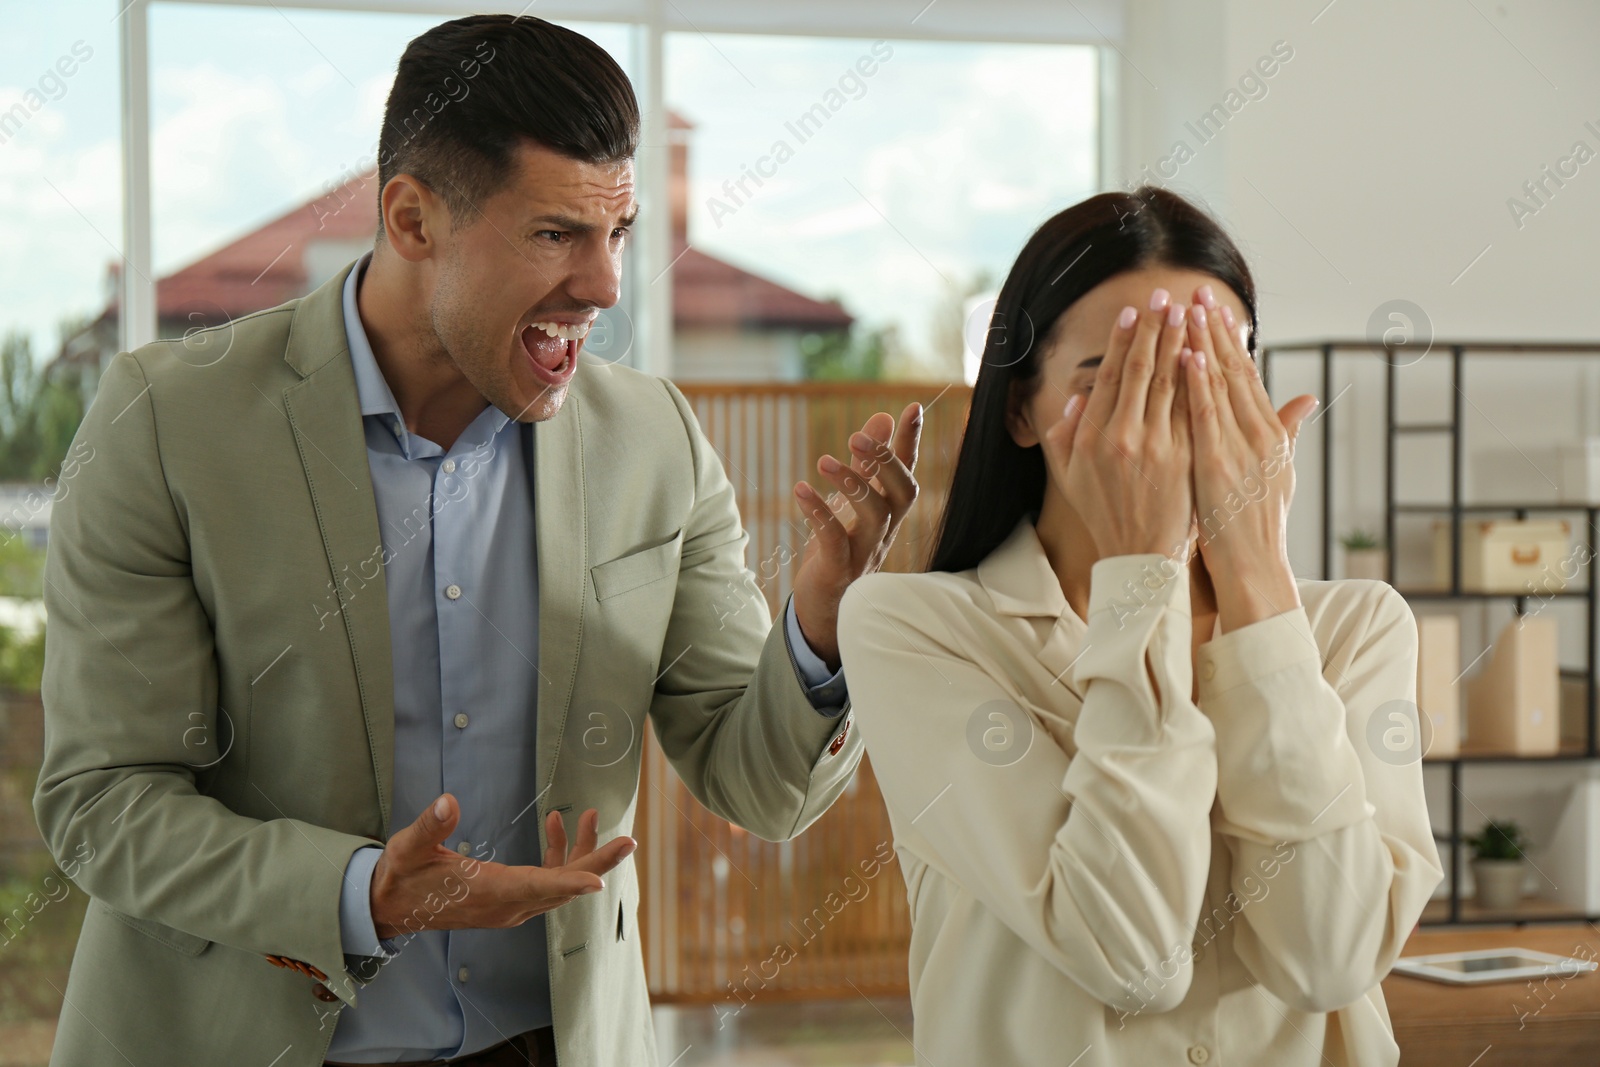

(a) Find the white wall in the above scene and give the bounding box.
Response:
[1119,0,1600,343]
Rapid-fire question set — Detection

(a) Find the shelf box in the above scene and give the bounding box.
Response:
[1464,615,1560,755]
[1417,614,1460,758]
[1430,518,1572,594]
[1545,777,1600,915]
[1559,439,1600,504]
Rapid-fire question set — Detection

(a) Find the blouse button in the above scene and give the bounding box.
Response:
[1198,660,1216,681]
[1188,1046,1210,1065]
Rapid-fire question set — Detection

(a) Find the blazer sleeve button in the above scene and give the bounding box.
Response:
[827,719,850,756]
[312,982,340,1003]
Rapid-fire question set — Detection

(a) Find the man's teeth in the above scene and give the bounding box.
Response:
[528,322,590,342]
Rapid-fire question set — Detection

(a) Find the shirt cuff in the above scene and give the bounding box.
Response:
[784,593,849,716]
[339,845,399,958]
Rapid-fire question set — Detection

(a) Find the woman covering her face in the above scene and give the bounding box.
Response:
[837,186,1443,1066]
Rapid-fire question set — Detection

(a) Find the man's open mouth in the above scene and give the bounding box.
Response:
[519,320,591,384]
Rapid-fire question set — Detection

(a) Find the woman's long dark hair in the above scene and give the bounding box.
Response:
[926,186,1259,574]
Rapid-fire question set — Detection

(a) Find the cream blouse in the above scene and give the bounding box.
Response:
[837,519,1443,1067]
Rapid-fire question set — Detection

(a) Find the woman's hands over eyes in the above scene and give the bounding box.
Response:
[1045,288,1197,560]
[1046,284,1321,604]
[1181,284,1318,590]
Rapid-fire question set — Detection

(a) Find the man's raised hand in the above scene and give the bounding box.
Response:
[370,793,636,942]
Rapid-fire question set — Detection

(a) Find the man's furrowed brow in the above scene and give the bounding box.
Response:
[527,208,639,235]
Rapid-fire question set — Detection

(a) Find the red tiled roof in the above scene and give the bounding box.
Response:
[154,186,375,323]
[672,238,850,329]
[148,117,852,333]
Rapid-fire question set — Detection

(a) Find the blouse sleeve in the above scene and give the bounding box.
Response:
[1195,582,1445,1013]
[838,554,1218,1014]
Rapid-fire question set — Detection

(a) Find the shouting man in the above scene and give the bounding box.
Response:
[35,14,919,1067]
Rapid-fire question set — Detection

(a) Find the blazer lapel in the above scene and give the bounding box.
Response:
[281,262,396,833]
[531,393,585,802]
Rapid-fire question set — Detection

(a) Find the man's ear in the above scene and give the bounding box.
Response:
[380,174,444,263]
[1005,380,1040,449]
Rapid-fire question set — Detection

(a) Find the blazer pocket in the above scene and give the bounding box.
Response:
[591,529,684,602]
[101,900,212,956]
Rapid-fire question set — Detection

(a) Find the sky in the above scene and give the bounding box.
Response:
[1,1,1097,373]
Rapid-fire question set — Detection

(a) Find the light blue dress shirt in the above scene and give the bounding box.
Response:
[326,251,846,1061]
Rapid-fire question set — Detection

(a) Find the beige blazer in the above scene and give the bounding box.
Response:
[838,519,1442,1067]
[33,259,859,1067]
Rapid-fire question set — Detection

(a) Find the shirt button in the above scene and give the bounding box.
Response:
[442,459,457,473]
[445,584,462,600]
[457,840,473,856]
[458,966,470,983]
[1199,660,1216,681]
[1188,1046,1210,1065]
[454,712,469,729]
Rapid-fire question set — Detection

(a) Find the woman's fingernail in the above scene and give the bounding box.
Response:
[1149,288,1170,312]
[1195,349,1207,370]
[1118,306,1137,328]
[1166,302,1184,327]
[819,455,841,473]
[1190,304,1207,328]
[1198,284,1216,308]
[849,432,873,452]
[1221,305,1236,329]
[1179,347,1191,368]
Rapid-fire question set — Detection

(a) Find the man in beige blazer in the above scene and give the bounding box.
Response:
[33,14,919,1067]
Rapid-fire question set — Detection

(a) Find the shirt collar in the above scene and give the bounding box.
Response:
[976,518,1225,639]
[340,251,519,458]
[342,250,406,420]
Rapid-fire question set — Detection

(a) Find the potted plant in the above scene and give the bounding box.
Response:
[1340,528,1387,581]
[1466,819,1530,911]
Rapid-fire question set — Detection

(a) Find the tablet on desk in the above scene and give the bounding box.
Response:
[1392,947,1599,985]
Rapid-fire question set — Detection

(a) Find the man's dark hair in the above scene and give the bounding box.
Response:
[375,14,639,235]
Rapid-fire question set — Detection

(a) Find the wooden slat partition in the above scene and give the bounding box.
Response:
[639,381,971,1004]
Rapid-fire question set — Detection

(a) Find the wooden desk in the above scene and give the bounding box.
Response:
[1384,924,1600,1066]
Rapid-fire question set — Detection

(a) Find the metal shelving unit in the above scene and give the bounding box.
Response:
[1261,340,1600,927]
